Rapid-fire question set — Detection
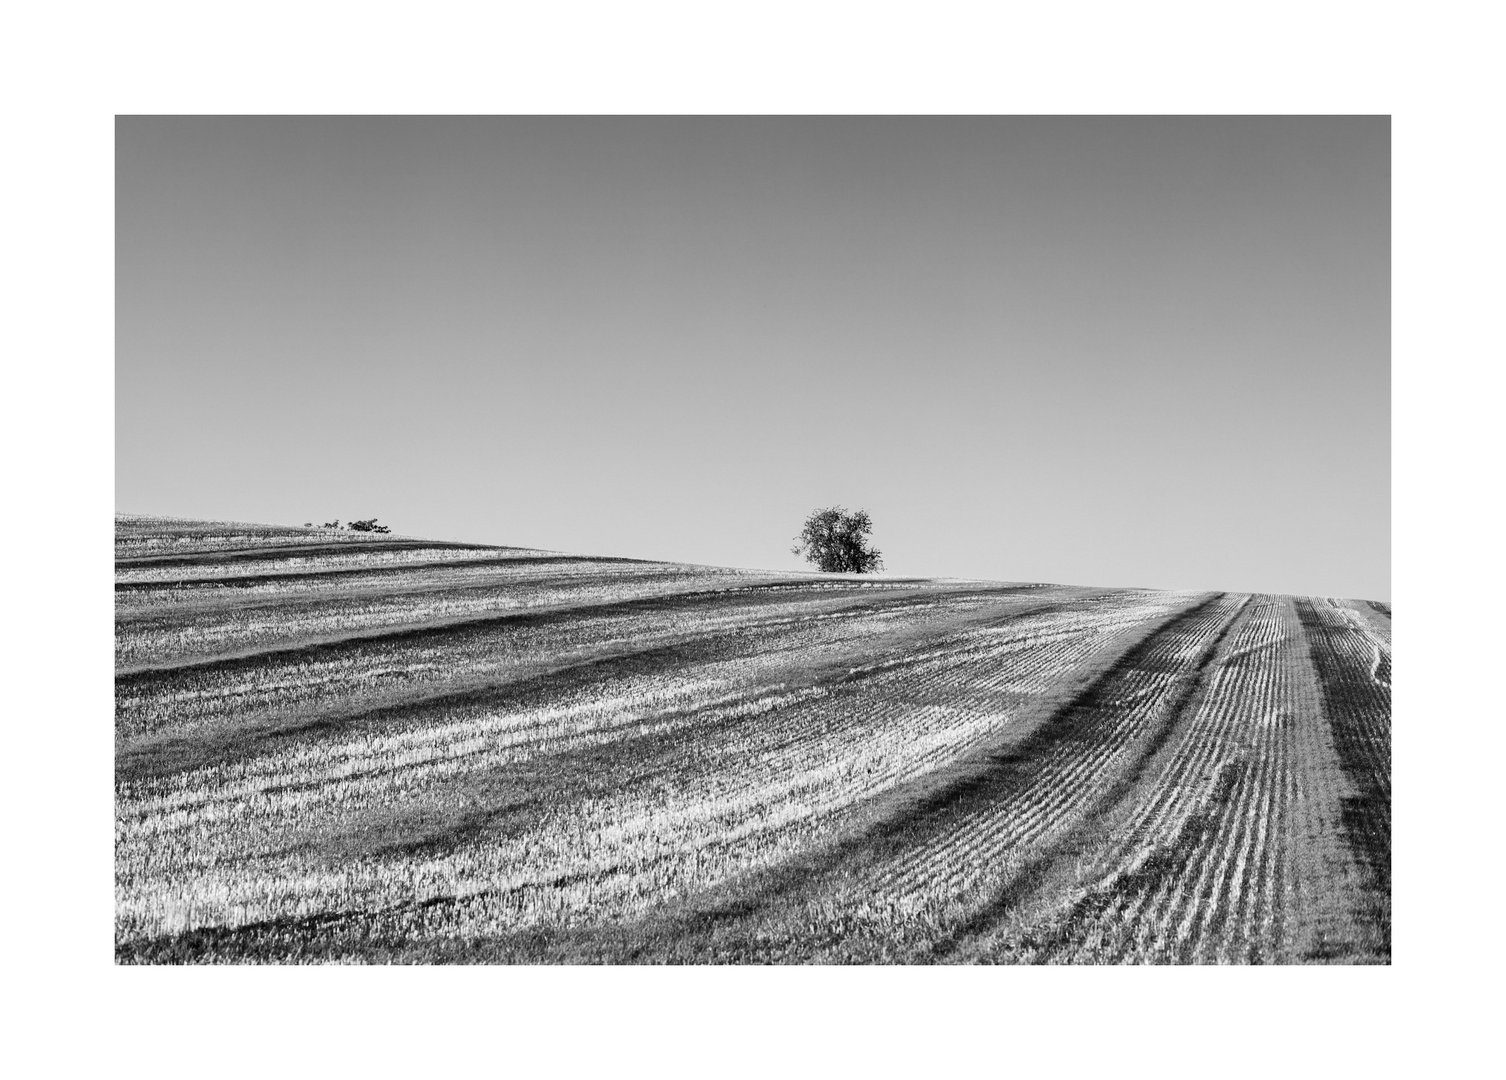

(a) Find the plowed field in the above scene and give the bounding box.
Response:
[115,515,1391,963]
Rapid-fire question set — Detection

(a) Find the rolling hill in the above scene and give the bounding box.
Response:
[115,514,1391,963]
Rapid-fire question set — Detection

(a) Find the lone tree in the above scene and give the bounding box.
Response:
[792,506,884,574]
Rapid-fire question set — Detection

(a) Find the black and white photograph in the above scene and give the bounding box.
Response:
[16,3,1503,1073]
[114,115,1390,965]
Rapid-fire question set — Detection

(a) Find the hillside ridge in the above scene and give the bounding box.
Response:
[114,513,1391,963]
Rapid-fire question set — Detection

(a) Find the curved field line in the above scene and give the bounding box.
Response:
[117,592,1172,947]
[114,585,1039,758]
[116,517,1390,963]
[965,595,1383,965]
[115,539,506,567]
[503,592,1243,967]
[115,577,875,679]
[1294,597,1391,956]
[858,595,1245,908]
[114,568,803,669]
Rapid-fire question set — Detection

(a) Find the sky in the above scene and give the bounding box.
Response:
[116,116,1389,599]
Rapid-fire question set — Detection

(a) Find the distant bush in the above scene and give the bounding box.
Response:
[310,518,391,533]
[792,506,883,574]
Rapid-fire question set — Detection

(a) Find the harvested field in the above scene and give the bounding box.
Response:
[114,514,1391,964]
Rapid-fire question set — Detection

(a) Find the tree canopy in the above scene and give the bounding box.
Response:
[792,506,883,574]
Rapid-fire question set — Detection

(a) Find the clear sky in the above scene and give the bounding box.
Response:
[116,116,1389,599]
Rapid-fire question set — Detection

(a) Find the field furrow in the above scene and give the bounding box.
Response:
[114,515,1391,964]
[1294,597,1391,955]
[118,589,1177,951]
[862,594,1244,906]
[956,595,1383,964]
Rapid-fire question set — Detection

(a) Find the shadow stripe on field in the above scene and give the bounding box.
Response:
[114,590,1086,785]
[396,592,1236,963]
[1293,598,1391,957]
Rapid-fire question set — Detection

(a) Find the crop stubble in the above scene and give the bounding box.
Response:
[114,516,1390,963]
